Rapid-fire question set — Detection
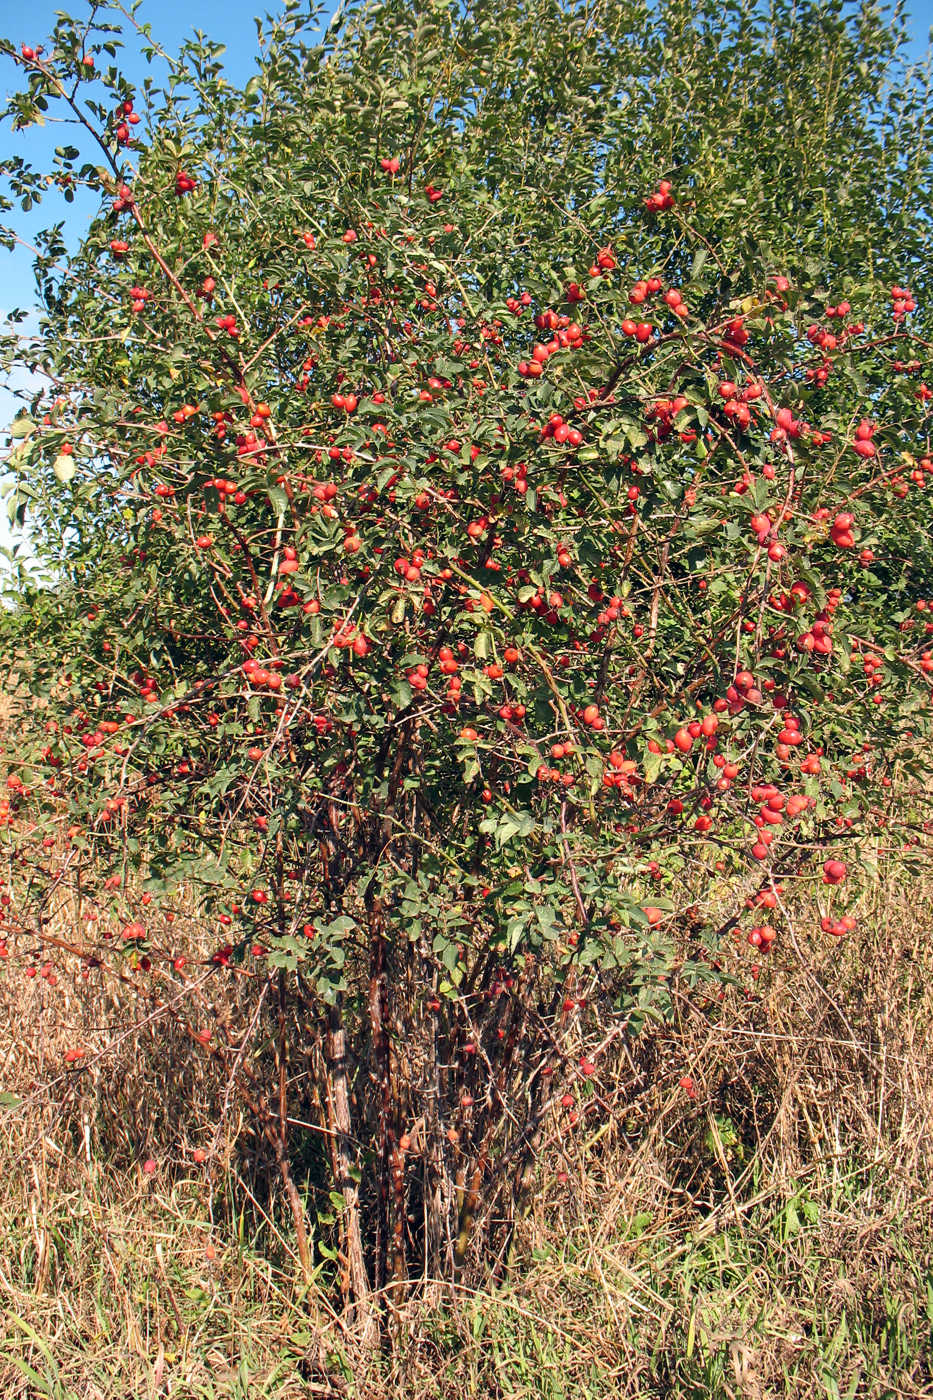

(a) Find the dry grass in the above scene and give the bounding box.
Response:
[0,803,932,1396]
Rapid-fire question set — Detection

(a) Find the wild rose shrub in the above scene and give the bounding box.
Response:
[1,0,932,1308]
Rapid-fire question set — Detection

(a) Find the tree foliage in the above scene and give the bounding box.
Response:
[1,0,932,1321]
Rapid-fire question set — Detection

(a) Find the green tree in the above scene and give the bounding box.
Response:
[1,0,932,1333]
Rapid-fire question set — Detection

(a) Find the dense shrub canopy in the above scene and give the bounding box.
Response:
[1,0,932,1307]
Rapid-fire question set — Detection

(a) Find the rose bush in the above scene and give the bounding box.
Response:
[1,0,932,1328]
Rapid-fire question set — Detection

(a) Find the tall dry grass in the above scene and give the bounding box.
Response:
[0,821,930,1396]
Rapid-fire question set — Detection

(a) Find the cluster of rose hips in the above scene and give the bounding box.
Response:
[645,394,692,442]
[129,284,151,314]
[602,750,638,790]
[540,412,584,448]
[769,580,812,612]
[129,668,159,703]
[890,284,916,318]
[536,744,577,786]
[717,376,763,429]
[595,592,629,626]
[891,454,933,497]
[113,98,140,145]
[620,276,689,340]
[590,245,617,274]
[748,509,787,562]
[850,418,877,458]
[394,548,427,583]
[644,179,675,211]
[829,511,857,546]
[111,182,134,213]
[805,302,865,356]
[25,960,60,986]
[821,914,857,937]
[517,309,586,377]
[750,784,813,839]
[796,612,834,656]
[241,658,289,690]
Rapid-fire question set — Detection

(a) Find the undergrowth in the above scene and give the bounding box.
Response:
[1,821,931,1397]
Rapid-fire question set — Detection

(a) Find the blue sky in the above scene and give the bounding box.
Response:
[0,0,281,311]
[0,0,931,562]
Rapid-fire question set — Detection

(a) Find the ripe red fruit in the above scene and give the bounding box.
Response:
[830,512,856,547]
[823,859,847,884]
[645,182,675,212]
